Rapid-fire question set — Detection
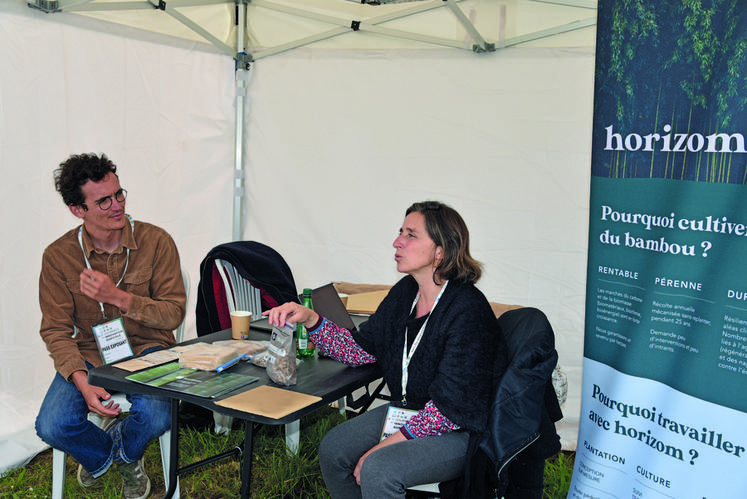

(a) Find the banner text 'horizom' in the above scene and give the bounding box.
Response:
[605,124,747,153]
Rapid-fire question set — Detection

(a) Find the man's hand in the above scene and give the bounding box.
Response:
[71,370,122,418]
[79,269,132,313]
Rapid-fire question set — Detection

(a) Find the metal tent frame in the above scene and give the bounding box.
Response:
[26,0,596,240]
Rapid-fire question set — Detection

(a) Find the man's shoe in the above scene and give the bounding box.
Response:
[117,459,151,499]
[77,465,98,488]
[76,416,120,488]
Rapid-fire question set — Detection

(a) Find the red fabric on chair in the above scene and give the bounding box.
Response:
[212,264,232,331]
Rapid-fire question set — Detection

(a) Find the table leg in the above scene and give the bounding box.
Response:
[240,420,255,498]
[164,399,180,499]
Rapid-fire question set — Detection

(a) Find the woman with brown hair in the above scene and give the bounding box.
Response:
[266,201,504,499]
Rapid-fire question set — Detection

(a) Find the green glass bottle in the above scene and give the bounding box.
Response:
[296,288,316,358]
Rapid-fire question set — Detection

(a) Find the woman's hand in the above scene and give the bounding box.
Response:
[353,430,406,485]
[264,302,319,329]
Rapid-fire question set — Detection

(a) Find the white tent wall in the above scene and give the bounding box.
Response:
[243,47,592,449]
[0,7,235,473]
[0,0,593,475]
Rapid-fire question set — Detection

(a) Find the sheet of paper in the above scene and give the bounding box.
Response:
[215,384,321,419]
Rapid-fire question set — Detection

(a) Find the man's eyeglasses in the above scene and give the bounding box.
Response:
[87,188,127,211]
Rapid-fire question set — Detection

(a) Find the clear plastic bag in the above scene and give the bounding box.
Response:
[266,323,297,386]
[250,350,271,367]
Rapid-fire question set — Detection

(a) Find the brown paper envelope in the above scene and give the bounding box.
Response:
[215,385,321,419]
[114,349,180,372]
[345,290,388,314]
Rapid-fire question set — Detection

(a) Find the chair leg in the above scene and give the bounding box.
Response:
[214,411,301,456]
[52,448,66,499]
[50,409,112,499]
[51,395,177,499]
[338,397,346,415]
[213,412,234,436]
[285,420,300,456]
[285,399,345,457]
[87,406,179,499]
[158,430,180,498]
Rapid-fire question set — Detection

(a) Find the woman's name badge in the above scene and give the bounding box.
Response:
[92,316,134,364]
[380,406,418,442]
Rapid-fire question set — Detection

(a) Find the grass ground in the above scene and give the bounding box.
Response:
[0,408,574,498]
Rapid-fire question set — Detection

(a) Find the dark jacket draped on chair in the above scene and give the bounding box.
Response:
[441,307,563,498]
[195,241,299,336]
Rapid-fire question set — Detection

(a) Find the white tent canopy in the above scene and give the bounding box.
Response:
[22,0,596,239]
[25,0,596,55]
[0,0,596,475]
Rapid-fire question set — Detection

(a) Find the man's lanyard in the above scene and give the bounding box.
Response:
[401,280,448,406]
[77,215,134,319]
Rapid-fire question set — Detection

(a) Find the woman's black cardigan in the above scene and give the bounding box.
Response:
[352,275,505,433]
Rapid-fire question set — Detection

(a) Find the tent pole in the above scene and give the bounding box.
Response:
[233,1,252,241]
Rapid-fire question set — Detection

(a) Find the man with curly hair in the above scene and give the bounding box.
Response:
[35,153,186,499]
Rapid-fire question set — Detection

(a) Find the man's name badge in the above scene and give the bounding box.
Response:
[92,316,134,364]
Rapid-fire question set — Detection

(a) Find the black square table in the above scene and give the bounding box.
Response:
[88,327,382,498]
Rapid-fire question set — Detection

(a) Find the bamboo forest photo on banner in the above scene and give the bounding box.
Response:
[570,1,747,498]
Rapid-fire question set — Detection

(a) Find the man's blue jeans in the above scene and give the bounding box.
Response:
[35,361,170,478]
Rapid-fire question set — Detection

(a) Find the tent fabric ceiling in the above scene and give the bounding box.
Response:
[23,0,597,58]
[20,0,596,243]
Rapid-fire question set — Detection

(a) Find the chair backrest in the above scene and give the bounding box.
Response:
[195,241,299,335]
[214,259,263,317]
[480,307,561,478]
[411,307,563,498]
[175,267,190,343]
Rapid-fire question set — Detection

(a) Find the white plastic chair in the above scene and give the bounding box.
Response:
[213,259,302,454]
[51,399,178,499]
[214,259,262,317]
[175,268,190,344]
[51,268,189,499]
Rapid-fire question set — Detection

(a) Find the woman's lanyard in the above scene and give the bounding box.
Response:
[78,215,134,319]
[401,280,448,406]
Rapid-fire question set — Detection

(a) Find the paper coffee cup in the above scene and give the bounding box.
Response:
[338,293,349,308]
[230,310,252,339]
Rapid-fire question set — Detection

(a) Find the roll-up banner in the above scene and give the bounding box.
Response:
[569,2,747,498]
